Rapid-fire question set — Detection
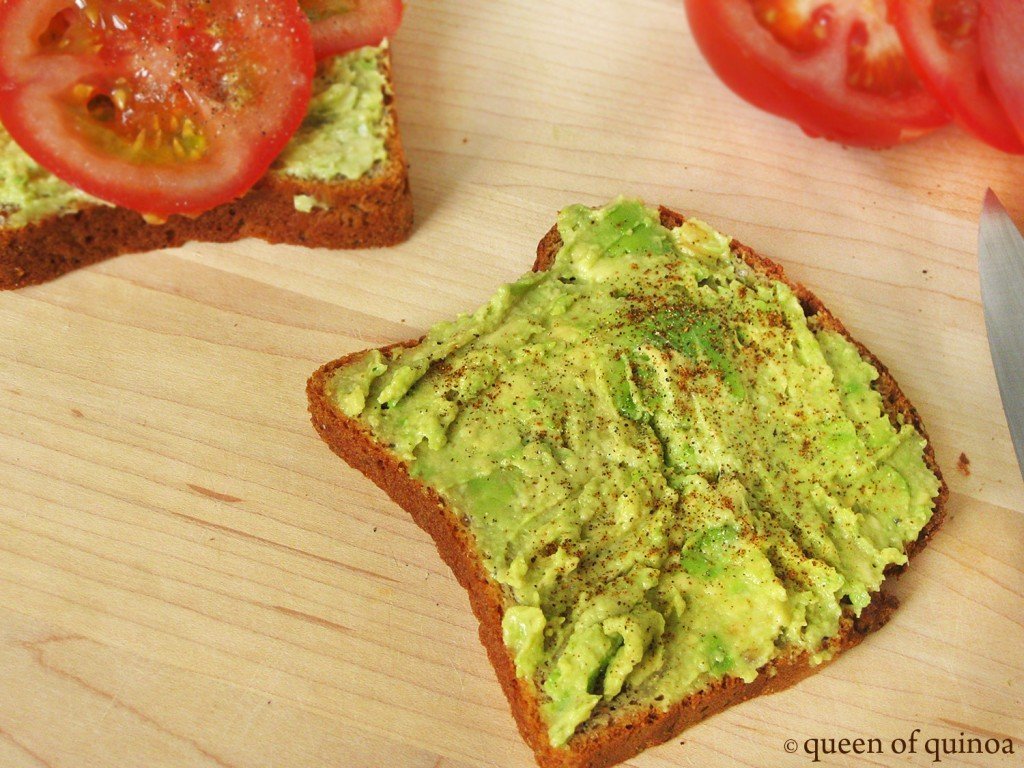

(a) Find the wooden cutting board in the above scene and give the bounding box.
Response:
[1,2,1022,767]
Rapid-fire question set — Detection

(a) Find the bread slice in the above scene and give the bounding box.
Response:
[307,205,948,768]
[0,46,412,291]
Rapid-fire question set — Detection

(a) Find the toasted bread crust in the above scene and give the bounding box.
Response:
[0,51,413,291]
[308,207,948,768]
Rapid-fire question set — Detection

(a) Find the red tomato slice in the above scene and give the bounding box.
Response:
[0,0,315,218]
[299,0,404,60]
[893,0,1022,153]
[979,0,1024,144]
[684,0,950,148]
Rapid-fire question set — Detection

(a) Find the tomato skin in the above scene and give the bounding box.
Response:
[0,0,315,218]
[978,0,1024,144]
[893,0,1023,153]
[684,0,950,148]
[301,0,404,60]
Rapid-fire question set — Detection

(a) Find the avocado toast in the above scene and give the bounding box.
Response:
[0,45,412,290]
[307,199,947,768]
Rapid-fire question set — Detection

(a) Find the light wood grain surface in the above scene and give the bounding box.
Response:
[2,2,1022,767]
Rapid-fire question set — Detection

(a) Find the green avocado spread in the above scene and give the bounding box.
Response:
[0,46,390,229]
[274,45,390,183]
[328,199,941,748]
[0,127,100,229]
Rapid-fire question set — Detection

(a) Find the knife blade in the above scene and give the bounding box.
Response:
[979,189,1024,483]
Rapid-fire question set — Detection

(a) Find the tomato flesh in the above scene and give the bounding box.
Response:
[893,0,1022,153]
[932,0,981,38]
[978,0,1024,144]
[0,0,315,217]
[685,0,950,147]
[299,0,404,60]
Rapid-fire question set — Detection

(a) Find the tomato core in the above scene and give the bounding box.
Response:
[39,2,269,168]
[751,1,835,54]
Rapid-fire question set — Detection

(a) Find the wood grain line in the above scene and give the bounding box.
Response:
[0,513,444,668]
[10,291,317,364]
[0,474,467,633]
[938,719,1021,745]
[0,397,452,575]
[0,725,52,768]
[0,508,515,716]
[19,635,237,768]
[0,356,309,439]
[169,511,401,585]
[270,605,354,635]
[0,573,513,736]
[0,384,448,550]
[187,484,244,504]
[795,659,1017,720]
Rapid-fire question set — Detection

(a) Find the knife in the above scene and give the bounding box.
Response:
[979,189,1024,483]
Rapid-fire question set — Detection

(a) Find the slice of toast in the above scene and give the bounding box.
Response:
[307,203,948,768]
[0,46,412,291]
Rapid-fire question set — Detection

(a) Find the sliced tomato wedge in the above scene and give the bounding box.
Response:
[978,0,1024,144]
[0,0,315,218]
[684,0,950,148]
[299,0,404,60]
[893,0,1022,153]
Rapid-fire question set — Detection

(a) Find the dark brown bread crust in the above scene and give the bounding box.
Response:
[0,52,412,291]
[308,206,948,768]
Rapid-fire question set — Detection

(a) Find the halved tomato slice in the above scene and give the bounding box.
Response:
[978,0,1024,144]
[0,0,315,218]
[684,0,950,147]
[893,0,1022,153]
[299,0,404,60]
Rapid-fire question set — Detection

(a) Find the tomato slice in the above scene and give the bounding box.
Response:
[978,0,1024,144]
[893,0,1022,153]
[684,0,950,148]
[299,0,404,60]
[0,0,315,218]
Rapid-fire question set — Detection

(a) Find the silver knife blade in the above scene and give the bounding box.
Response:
[979,189,1024,483]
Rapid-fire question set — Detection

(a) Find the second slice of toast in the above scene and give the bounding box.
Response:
[0,45,412,291]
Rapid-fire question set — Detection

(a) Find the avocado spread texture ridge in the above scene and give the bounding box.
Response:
[328,199,942,747]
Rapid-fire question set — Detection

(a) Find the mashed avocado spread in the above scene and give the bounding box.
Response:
[0,127,100,229]
[0,46,389,229]
[329,199,941,748]
[274,45,390,183]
